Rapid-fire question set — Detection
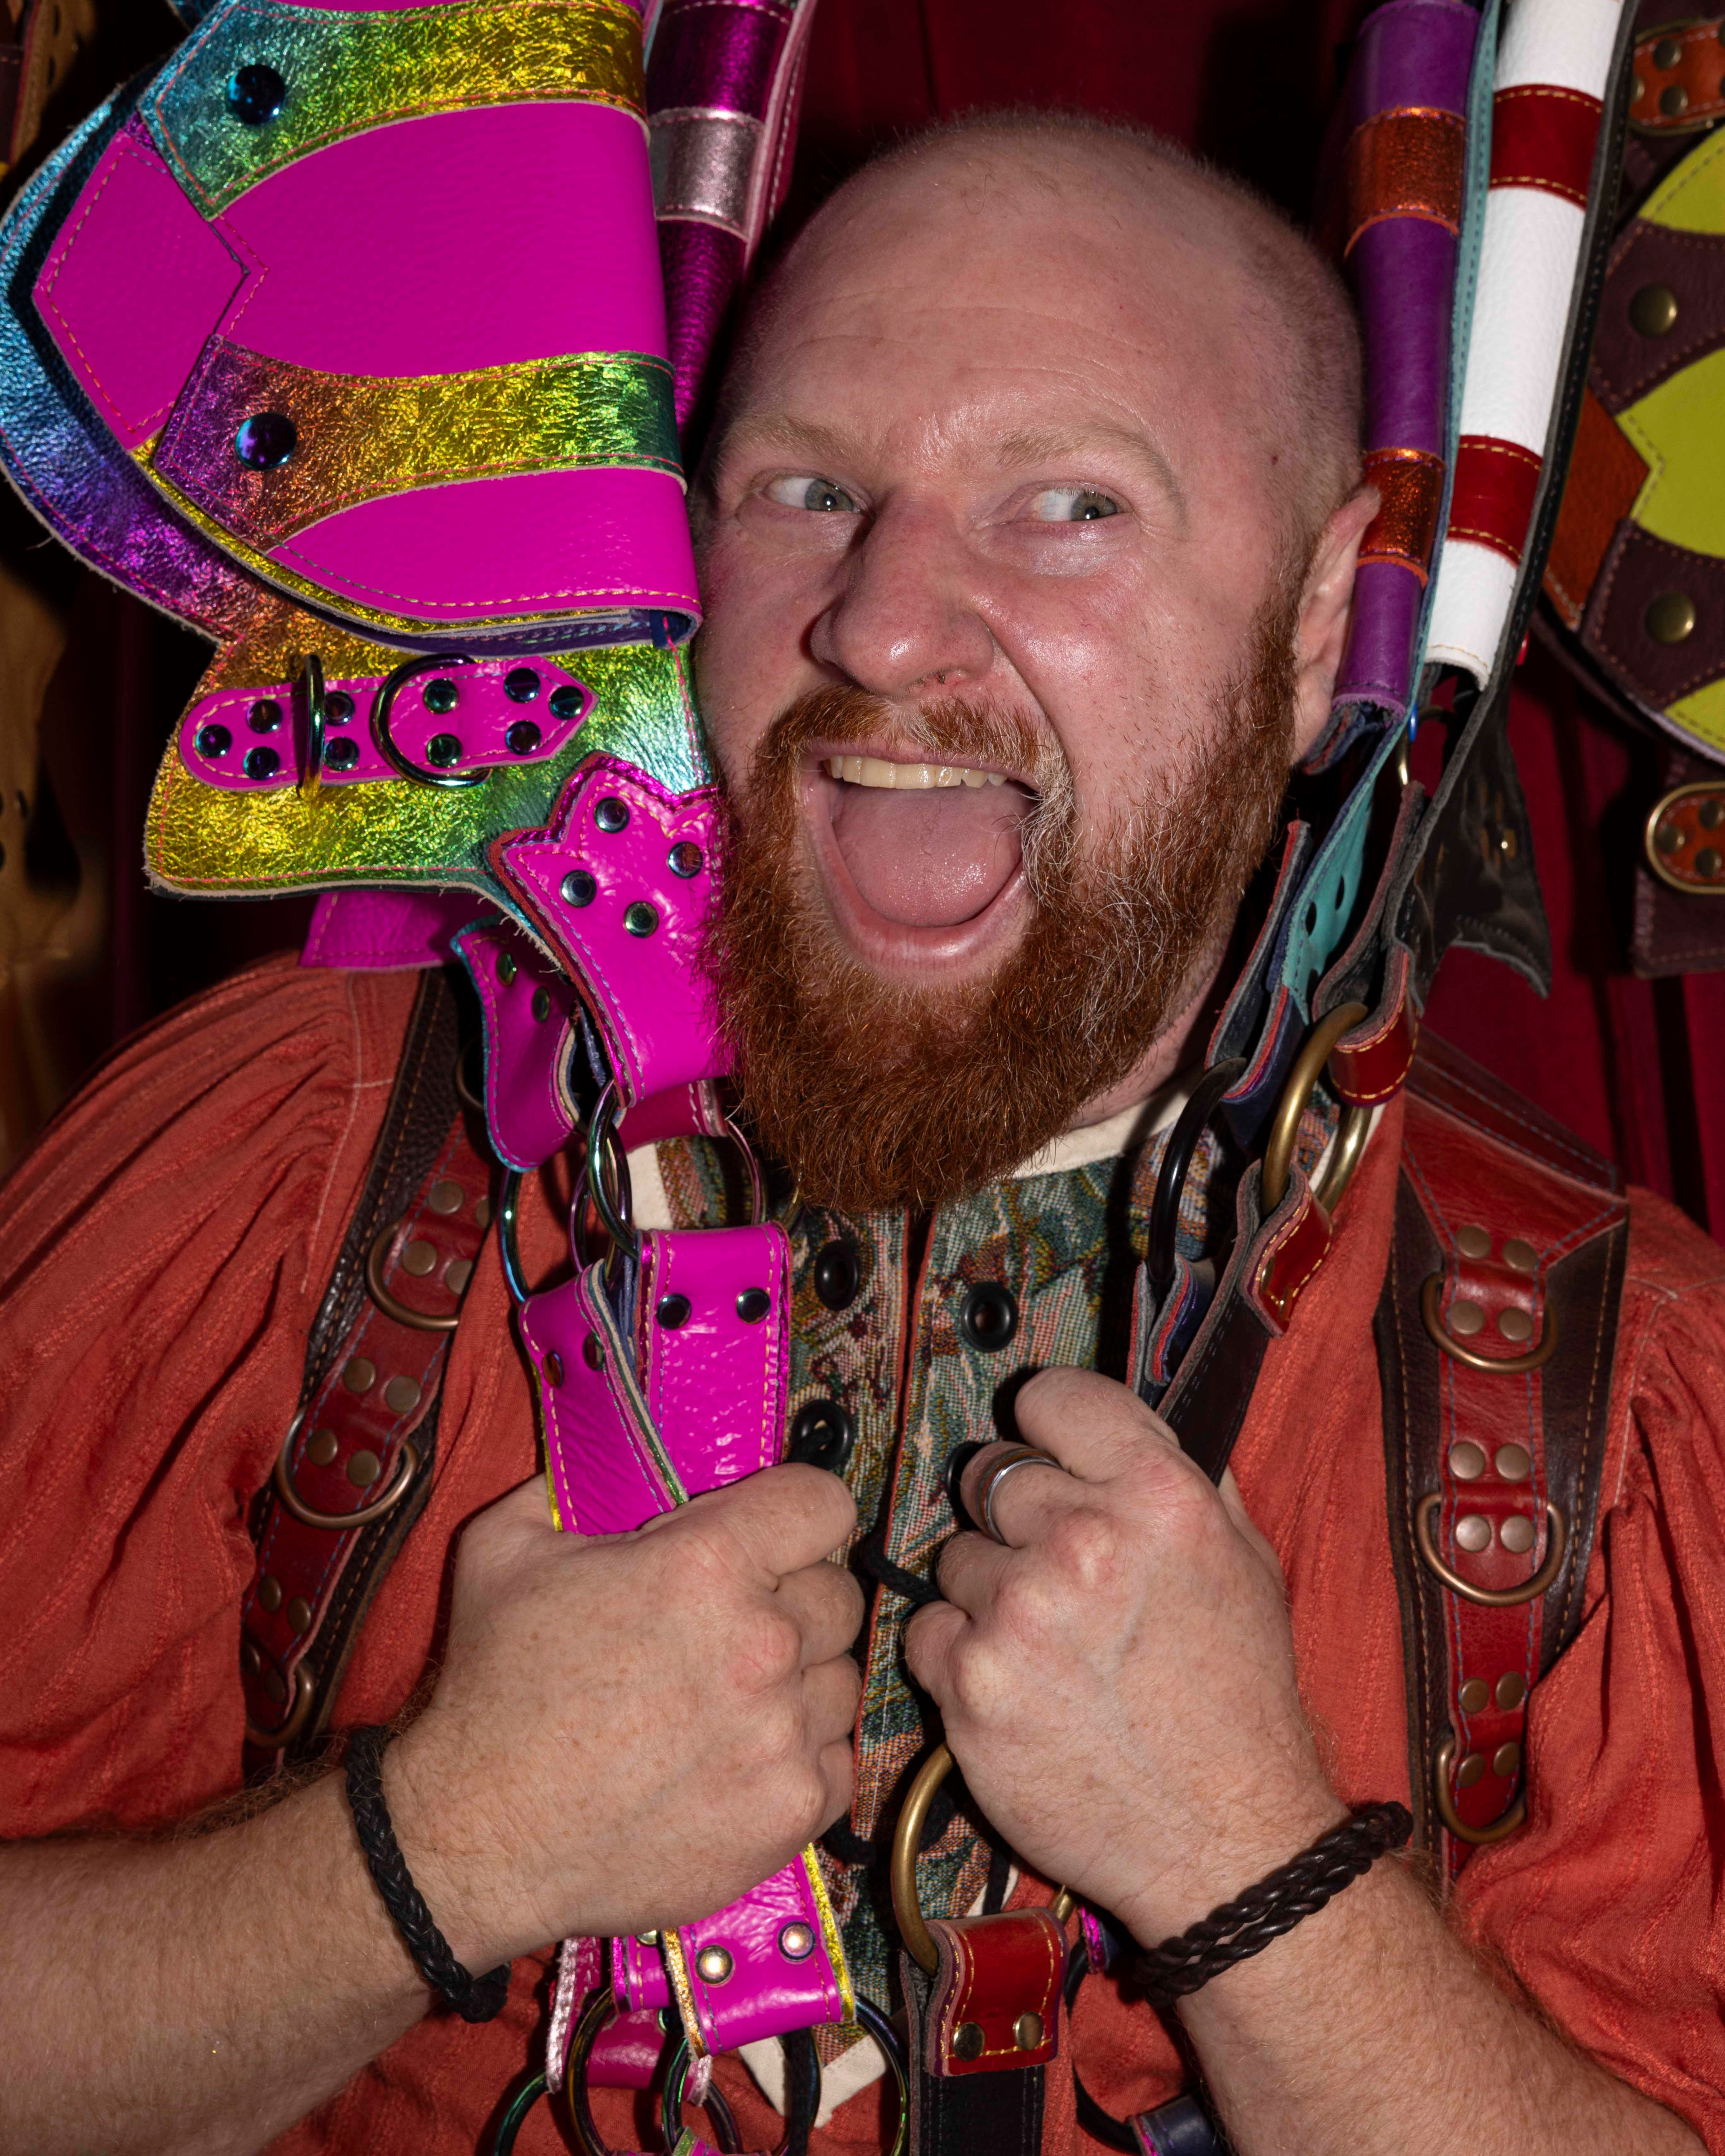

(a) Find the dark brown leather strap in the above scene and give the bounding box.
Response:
[1376,1031,1627,1867]
[241,968,491,1764]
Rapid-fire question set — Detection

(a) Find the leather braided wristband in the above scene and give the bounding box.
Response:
[1132,1801,1414,2004]
[345,1725,512,2023]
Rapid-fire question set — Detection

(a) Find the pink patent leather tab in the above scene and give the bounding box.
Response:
[615,1931,673,2013]
[677,1855,850,2052]
[522,1264,682,1535]
[181,655,592,792]
[35,116,242,448]
[588,2005,668,2090]
[299,888,477,971]
[618,1079,729,1149]
[636,1227,789,1496]
[493,757,726,1104]
[452,919,580,1173]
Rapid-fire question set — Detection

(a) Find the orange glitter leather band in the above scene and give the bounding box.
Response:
[1358,446,1446,581]
[1344,106,1466,254]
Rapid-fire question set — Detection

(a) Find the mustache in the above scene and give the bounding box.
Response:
[734,682,1079,901]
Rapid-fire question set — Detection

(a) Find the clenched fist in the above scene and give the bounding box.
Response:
[905,1367,1344,1946]
[387,1464,863,1970]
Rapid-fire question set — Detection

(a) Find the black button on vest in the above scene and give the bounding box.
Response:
[786,1398,855,1475]
[812,1238,860,1311]
[959,1281,1019,1352]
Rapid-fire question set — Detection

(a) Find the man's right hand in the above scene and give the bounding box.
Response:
[387,1464,863,1967]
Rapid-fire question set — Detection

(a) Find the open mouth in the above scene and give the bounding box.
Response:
[804,746,1036,964]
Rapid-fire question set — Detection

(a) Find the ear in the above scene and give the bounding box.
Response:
[1289,486,1380,763]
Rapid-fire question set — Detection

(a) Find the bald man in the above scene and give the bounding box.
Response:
[2,117,1722,2156]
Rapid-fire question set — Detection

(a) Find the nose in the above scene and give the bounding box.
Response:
[808,496,996,699]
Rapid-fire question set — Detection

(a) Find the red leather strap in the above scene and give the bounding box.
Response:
[1446,434,1544,567]
[1489,82,1603,208]
[922,1910,1064,2078]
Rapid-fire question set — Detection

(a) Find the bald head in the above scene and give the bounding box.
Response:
[716,111,1362,555]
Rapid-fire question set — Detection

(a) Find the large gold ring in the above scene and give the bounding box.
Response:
[243,1663,317,1751]
[1433,1734,1527,1845]
[366,1219,461,1333]
[1260,1003,1372,1215]
[1419,1273,1557,1374]
[1414,1493,1567,1608]
[889,1745,1073,1974]
[976,1443,1067,1545]
[274,1412,420,1532]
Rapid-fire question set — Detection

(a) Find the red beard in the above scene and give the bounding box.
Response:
[701,593,1300,1214]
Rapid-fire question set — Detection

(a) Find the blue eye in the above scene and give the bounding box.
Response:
[766,475,861,513]
[1030,487,1121,522]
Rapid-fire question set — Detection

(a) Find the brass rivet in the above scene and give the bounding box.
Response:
[778,1922,815,1960]
[473,1197,493,1230]
[1630,281,1680,337]
[1646,589,1697,643]
[1448,1299,1485,1337]
[1698,847,1725,879]
[257,1574,283,1613]
[1500,1513,1537,1555]
[1449,1440,1487,1480]
[1702,797,1725,831]
[498,951,517,985]
[952,2022,986,2061]
[428,1179,464,1215]
[624,900,659,938]
[348,1449,382,1487]
[1456,1224,1491,1260]
[1497,1307,1534,1345]
[583,1333,605,1370]
[400,1238,438,1277]
[1455,1513,1493,1553]
[1013,2012,1044,2051]
[263,1665,289,1705]
[445,1257,474,1295]
[1661,81,1690,115]
[342,1356,376,1393]
[307,1427,338,1467]
[1655,819,1684,855]
[285,1595,311,1633]
[383,1374,422,1415]
[1493,1741,1522,1778]
[1459,1677,1490,1713]
[1495,1443,1532,1482]
[1456,1751,1486,1789]
[636,1931,659,1946]
[241,1639,262,1674]
[1653,35,1684,68]
[1502,1238,1539,1274]
[694,1945,734,1984]
[1495,1672,1527,1710]
[544,1351,564,1387]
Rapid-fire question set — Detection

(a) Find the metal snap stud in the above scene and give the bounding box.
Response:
[257,1574,283,1612]
[1495,1443,1532,1481]
[1013,2013,1044,2051]
[1499,1514,1536,1555]
[1455,1750,1486,1789]
[952,2023,985,2061]
[1661,81,1690,116]
[325,691,354,723]
[1646,590,1698,644]
[504,667,540,703]
[226,61,287,124]
[400,1239,437,1277]
[624,901,658,937]
[1497,1307,1534,1344]
[656,1293,691,1330]
[195,722,231,758]
[285,1595,311,1633]
[248,698,283,733]
[1458,1676,1489,1712]
[342,1356,375,1393]
[736,1287,770,1322]
[562,870,596,907]
[1495,1671,1526,1710]
[306,1428,338,1467]
[544,1351,565,1387]
[423,678,459,715]
[694,1946,734,1984]
[1448,1440,1486,1480]
[425,733,463,769]
[582,1334,604,1371]
[1502,1238,1539,1273]
[531,987,551,1022]
[549,683,582,720]
[325,737,359,772]
[1455,1513,1493,1553]
[498,951,517,985]
[668,840,703,878]
[243,745,280,781]
[234,411,296,469]
[505,719,541,756]
[1455,1224,1491,1259]
[1446,1299,1485,1337]
[594,796,629,833]
[959,1281,1018,1352]
[1630,282,1680,337]
[778,1922,815,1960]
[383,1374,421,1414]
[348,1449,381,1487]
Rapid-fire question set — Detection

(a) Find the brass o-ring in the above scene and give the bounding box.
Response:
[366,1219,461,1333]
[1260,1003,1371,1215]
[243,1662,317,1751]
[1433,1734,1527,1845]
[1414,1493,1567,1608]
[890,1744,1072,1974]
[1420,1273,1557,1374]
[274,1414,419,1532]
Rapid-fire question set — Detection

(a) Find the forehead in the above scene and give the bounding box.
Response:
[722,143,1280,492]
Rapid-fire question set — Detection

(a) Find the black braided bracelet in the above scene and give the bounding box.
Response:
[1132,1801,1413,2005]
[345,1725,512,2024]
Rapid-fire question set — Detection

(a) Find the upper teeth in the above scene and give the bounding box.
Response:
[824,755,1006,789]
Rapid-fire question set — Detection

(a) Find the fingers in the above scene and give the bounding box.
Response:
[801,1651,862,1748]
[934,1527,1011,1616]
[902,1596,967,1695]
[680,1462,858,1581]
[816,1736,855,1828]
[775,1559,865,1666]
[1011,1365,1183,1482]
[958,1441,1080,1549]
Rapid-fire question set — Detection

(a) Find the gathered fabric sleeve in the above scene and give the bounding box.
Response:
[1453,1190,1725,2149]
[0,956,418,1835]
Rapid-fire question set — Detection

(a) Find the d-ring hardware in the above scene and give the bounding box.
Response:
[562,1988,741,2156]
[584,1081,640,1263]
[1414,1493,1567,1608]
[1146,1056,1246,1296]
[1259,1003,1372,1215]
[1433,1734,1527,1846]
[296,650,326,800]
[660,2004,905,2156]
[1420,1273,1557,1373]
[273,1408,420,1532]
[243,1661,316,1751]
[365,1218,461,1333]
[369,652,486,789]
[891,1744,1073,1974]
[497,1169,531,1307]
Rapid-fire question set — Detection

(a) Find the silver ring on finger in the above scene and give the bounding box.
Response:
[977,1443,1068,1546]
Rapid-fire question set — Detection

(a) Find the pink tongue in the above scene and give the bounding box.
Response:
[830,781,1027,928]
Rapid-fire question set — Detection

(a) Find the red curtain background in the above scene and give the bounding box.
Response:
[15,0,1713,1230]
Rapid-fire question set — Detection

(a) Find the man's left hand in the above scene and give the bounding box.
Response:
[904,1366,1345,1944]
